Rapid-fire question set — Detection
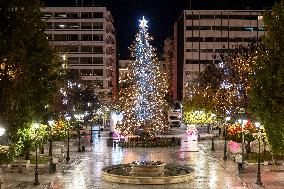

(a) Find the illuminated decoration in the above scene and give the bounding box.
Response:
[227,120,257,143]
[183,43,260,119]
[139,16,148,28]
[186,124,198,140]
[116,17,169,137]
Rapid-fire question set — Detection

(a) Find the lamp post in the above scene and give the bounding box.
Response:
[240,119,247,171]
[223,116,230,160]
[48,120,54,173]
[255,122,262,186]
[90,123,93,143]
[65,116,71,162]
[0,127,5,189]
[75,114,84,152]
[99,115,102,138]
[33,123,40,185]
[211,124,215,151]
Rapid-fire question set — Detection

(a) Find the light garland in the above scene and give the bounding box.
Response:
[116,17,169,137]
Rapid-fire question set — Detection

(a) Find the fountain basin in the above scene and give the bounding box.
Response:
[102,161,194,185]
[131,161,166,176]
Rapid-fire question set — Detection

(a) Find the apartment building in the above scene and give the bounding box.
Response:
[173,9,264,101]
[41,6,117,100]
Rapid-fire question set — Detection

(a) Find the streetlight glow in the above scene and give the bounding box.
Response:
[0,127,5,136]
[33,123,40,129]
[255,122,260,128]
[48,120,54,127]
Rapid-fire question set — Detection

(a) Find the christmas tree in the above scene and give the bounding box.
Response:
[117,17,169,137]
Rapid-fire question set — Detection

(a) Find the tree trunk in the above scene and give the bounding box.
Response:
[245,142,251,153]
[24,149,30,160]
[40,146,44,154]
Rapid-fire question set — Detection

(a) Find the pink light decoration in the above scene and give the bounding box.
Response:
[228,140,242,154]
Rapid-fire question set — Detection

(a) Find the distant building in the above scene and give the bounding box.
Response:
[41,6,117,101]
[118,59,131,82]
[174,9,264,101]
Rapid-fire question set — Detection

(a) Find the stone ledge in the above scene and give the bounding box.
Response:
[101,164,194,185]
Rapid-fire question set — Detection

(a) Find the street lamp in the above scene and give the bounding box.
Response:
[48,120,54,173]
[65,116,71,162]
[33,123,40,185]
[223,116,230,160]
[255,122,262,186]
[0,127,5,137]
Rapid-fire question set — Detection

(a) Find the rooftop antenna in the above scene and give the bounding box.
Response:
[189,0,192,9]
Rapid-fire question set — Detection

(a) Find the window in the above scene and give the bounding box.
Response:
[81,12,92,18]
[243,15,258,20]
[80,69,92,76]
[93,12,104,18]
[229,15,244,19]
[54,22,79,29]
[42,12,52,18]
[69,69,79,77]
[93,22,103,29]
[81,46,92,52]
[200,15,214,19]
[93,46,103,54]
[93,35,103,41]
[46,34,52,40]
[186,15,199,19]
[215,15,229,19]
[80,57,92,64]
[186,37,203,42]
[204,37,214,42]
[186,60,212,64]
[93,57,103,64]
[54,12,66,18]
[94,80,103,88]
[67,13,78,18]
[68,57,79,64]
[81,34,92,41]
[55,45,78,52]
[54,34,78,41]
[81,22,92,29]
[93,69,103,76]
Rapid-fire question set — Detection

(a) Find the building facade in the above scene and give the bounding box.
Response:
[41,7,117,100]
[174,9,264,101]
[163,38,174,100]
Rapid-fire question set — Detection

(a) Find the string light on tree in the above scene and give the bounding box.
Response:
[116,16,169,137]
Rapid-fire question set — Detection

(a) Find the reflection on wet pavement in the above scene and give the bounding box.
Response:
[50,135,247,189]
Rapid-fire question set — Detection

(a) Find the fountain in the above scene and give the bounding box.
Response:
[102,160,194,184]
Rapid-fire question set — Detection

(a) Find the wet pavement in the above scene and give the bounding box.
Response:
[0,128,283,189]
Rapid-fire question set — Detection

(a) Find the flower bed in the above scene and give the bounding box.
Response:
[107,137,181,148]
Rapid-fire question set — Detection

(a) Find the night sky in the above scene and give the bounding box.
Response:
[44,0,277,59]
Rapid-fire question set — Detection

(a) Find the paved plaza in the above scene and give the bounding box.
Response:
[0,129,283,189]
